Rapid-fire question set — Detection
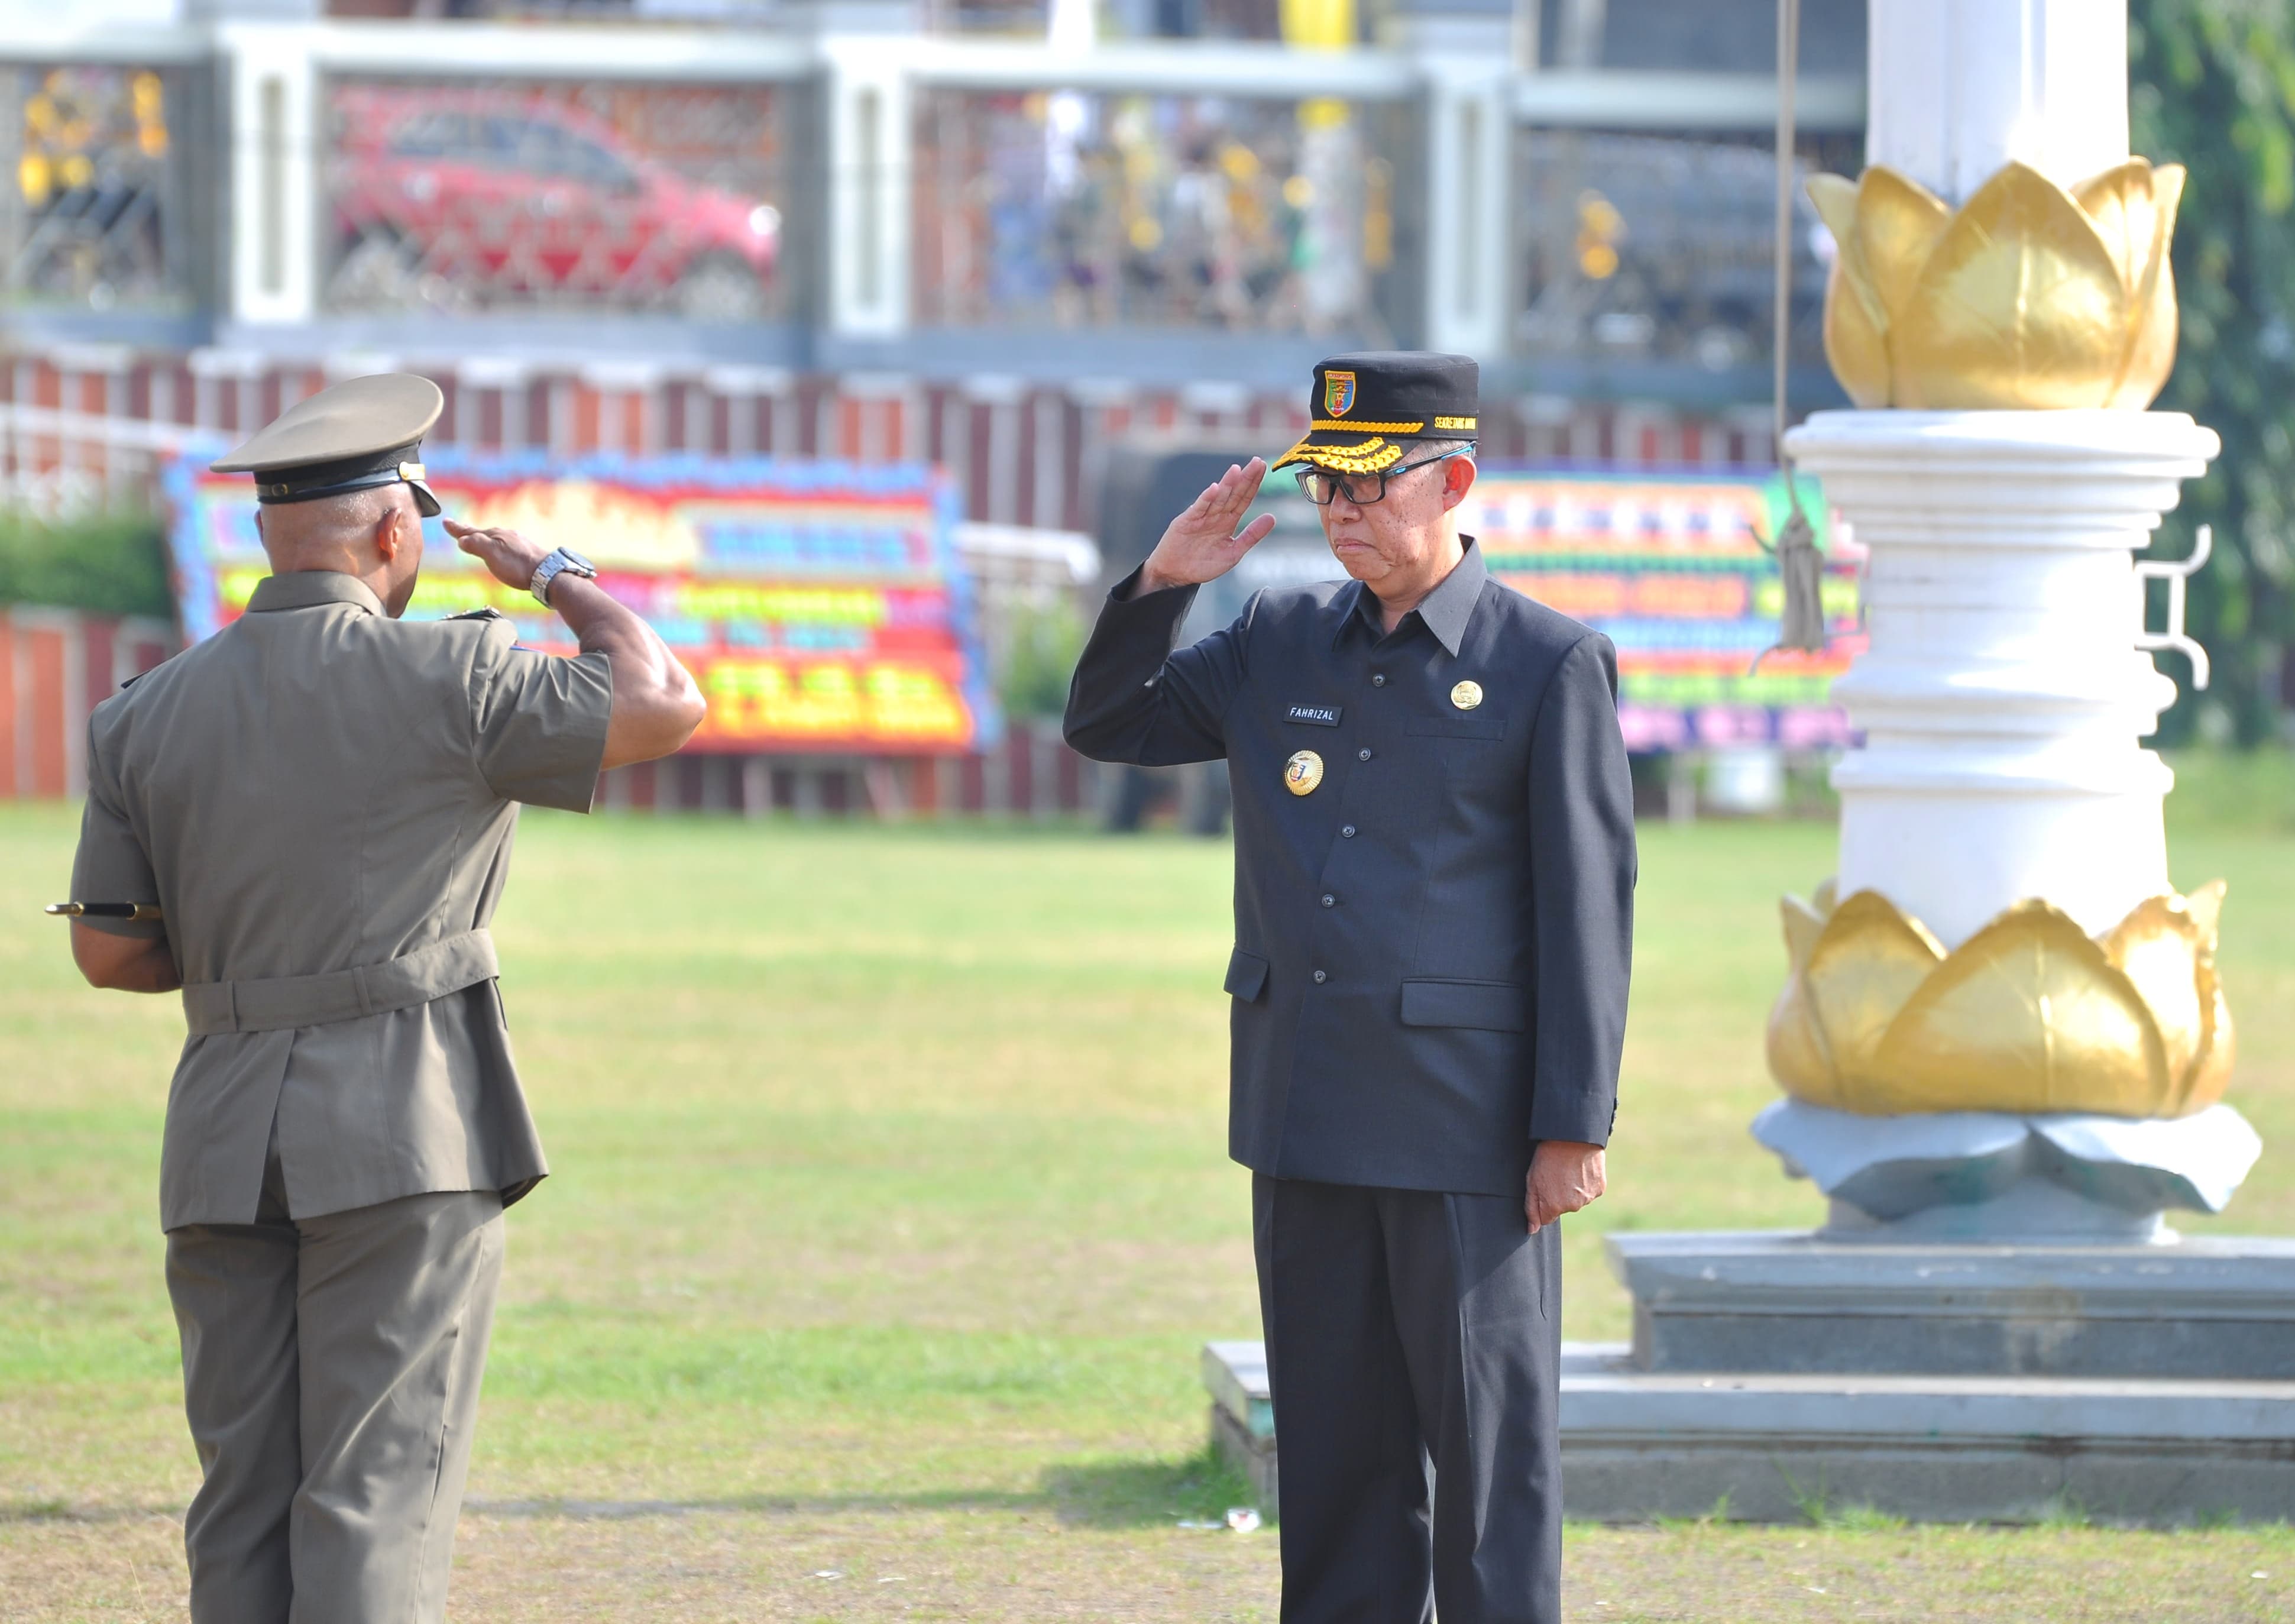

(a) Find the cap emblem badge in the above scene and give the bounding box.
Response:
[1451,680,1484,710]
[1284,750,1325,795]
[1323,370,1357,418]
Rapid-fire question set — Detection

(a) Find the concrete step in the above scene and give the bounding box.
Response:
[1202,1339,2295,1525]
[1608,1230,2295,1379]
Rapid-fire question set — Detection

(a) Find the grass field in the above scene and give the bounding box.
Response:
[4,763,2294,1621]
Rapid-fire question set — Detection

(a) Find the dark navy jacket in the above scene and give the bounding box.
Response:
[1064,539,1636,1196]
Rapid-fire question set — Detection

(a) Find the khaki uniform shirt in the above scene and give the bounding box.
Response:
[70,570,613,1231]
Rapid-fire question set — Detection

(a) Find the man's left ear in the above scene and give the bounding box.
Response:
[1441,454,1477,512]
[374,502,406,562]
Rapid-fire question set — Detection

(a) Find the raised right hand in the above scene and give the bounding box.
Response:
[1138,458,1277,594]
[445,517,550,593]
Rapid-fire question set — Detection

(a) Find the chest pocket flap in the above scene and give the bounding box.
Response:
[1400,978,1525,1031]
[1225,947,1270,1003]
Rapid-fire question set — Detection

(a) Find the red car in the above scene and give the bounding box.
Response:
[329,86,780,320]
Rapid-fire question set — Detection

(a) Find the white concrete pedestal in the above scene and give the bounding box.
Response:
[1766,410,2247,1231]
[1782,410,2217,947]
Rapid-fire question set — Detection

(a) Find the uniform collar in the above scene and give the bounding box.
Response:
[245,571,387,617]
[1332,536,1486,658]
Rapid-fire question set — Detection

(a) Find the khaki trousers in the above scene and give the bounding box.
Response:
[164,1159,504,1624]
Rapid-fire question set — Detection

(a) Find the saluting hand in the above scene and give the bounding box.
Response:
[1137,458,1278,594]
[1527,1140,1606,1233]
[445,518,551,593]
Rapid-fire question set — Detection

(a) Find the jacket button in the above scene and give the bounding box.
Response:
[1312,969,1328,984]
[1320,894,1335,907]
[1372,674,1386,687]
[1358,748,1372,761]
[1341,824,1356,837]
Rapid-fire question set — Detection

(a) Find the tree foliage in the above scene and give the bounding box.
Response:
[0,509,171,619]
[996,596,1090,720]
[2131,0,2295,745]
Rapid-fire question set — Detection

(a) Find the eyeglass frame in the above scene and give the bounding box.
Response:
[1293,447,1474,507]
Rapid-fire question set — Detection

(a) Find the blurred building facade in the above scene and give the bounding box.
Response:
[0,0,1866,811]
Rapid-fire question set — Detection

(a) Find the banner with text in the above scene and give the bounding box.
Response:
[166,452,996,755]
[1464,468,1861,752]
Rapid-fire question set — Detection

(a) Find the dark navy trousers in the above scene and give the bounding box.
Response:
[1253,1174,1563,1624]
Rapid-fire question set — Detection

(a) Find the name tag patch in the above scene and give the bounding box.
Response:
[1285,703,1342,727]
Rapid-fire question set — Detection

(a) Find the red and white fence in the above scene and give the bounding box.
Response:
[1,606,177,800]
[1,348,1778,532]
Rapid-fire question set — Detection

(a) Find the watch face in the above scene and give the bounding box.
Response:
[559,548,597,574]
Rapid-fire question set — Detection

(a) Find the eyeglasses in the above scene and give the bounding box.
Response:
[1294,450,1469,507]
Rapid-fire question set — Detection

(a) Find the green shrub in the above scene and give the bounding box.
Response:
[0,507,173,620]
[998,597,1089,722]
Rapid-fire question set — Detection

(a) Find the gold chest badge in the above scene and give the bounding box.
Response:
[1451,680,1484,710]
[1284,750,1325,795]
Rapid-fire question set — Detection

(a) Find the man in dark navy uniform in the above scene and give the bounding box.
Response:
[1066,352,1634,1624]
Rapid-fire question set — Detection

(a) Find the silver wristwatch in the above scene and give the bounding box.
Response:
[529,546,598,607]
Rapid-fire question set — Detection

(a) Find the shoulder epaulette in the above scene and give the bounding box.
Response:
[444,607,505,623]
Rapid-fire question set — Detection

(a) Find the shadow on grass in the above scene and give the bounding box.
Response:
[3,1447,1265,1531]
[463,1444,1268,1532]
[1040,1442,1261,1529]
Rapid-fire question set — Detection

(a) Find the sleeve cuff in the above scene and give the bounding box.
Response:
[1530,1095,1615,1148]
[1108,565,1199,616]
[536,651,615,814]
[72,914,169,940]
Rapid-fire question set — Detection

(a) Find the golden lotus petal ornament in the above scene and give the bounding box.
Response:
[1767,882,2235,1119]
[1879,902,2166,1114]
[1808,158,2186,410]
[2096,881,2232,1114]
[1799,890,1946,1079]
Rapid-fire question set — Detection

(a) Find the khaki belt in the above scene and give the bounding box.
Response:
[182,929,499,1036]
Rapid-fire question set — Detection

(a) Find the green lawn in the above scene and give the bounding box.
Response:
[4,780,2293,1620]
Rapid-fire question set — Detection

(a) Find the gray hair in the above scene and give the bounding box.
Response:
[258,483,406,562]
[303,483,406,536]
[1406,438,1475,480]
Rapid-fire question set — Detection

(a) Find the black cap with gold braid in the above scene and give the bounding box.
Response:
[1272,351,1479,476]
[211,372,445,518]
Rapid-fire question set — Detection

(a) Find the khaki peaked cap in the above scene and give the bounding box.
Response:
[213,372,445,517]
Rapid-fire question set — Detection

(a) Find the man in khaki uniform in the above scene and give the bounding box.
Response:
[63,373,705,1623]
